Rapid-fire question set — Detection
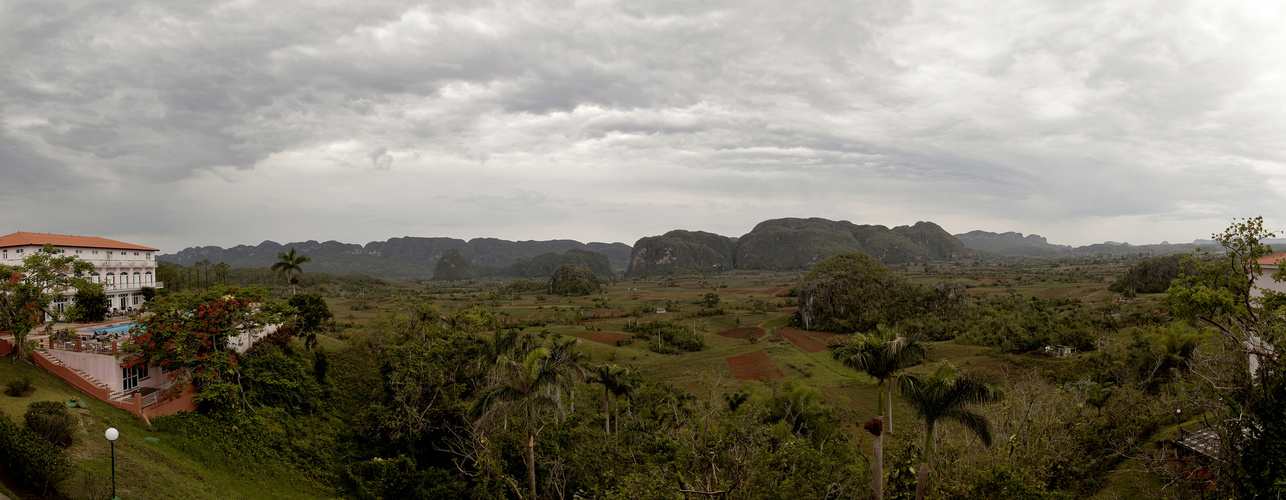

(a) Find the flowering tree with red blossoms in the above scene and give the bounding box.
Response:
[123,286,287,411]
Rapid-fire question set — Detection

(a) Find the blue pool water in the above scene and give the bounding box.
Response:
[87,323,136,335]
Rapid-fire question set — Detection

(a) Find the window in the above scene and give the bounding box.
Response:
[92,250,99,255]
[120,251,126,255]
[122,366,149,391]
[134,252,139,256]
[16,249,22,254]
[75,249,82,254]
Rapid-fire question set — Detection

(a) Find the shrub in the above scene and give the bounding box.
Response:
[0,413,70,496]
[25,401,77,447]
[4,377,32,397]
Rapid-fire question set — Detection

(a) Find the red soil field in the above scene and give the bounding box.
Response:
[575,332,630,345]
[726,350,786,381]
[716,327,766,340]
[807,331,838,343]
[778,328,827,353]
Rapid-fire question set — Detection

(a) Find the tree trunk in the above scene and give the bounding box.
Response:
[605,388,611,436]
[526,433,537,499]
[872,429,884,500]
[915,421,934,500]
[886,384,894,434]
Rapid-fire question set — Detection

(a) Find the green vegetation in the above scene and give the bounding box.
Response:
[272,247,313,295]
[1108,254,1194,295]
[549,263,600,296]
[68,286,110,322]
[10,218,1284,498]
[0,244,97,362]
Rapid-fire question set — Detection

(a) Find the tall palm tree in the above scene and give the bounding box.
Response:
[899,362,1004,500]
[591,364,634,436]
[473,345,579,499]
[271,248,312,295]
[828,326,929,500]
[829,326,930,433]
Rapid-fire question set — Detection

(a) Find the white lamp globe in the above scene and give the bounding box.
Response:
[105,428,119,441]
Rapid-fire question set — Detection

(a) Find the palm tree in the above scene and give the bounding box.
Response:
[899,362,1004,500]
[591,364,634,437]
[271,248,312,295]
[829,326,930,433]
[473,344,581,499]
[828,326,929,500]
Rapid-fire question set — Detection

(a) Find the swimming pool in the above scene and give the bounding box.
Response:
[86,323,136,335]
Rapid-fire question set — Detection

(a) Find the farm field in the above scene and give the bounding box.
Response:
[357,258,1145,422]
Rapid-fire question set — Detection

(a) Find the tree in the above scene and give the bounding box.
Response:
[699,292,720,309]
[122,286,285,411]
[796,252,925,332]
[898,362,1004,500]
[591,364,634,436]
[68,284,109,323]
[1165,216,1286,496]
[0,244,95,362]
[829,326,930,500]
[271,248,312,295]
[473,342,581,499]
[285,292,333,350]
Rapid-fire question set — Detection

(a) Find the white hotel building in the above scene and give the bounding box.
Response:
[0,232,162,313]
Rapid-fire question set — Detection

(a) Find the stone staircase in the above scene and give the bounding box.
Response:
[35,346,125,402]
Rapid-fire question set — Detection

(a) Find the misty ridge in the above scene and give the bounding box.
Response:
[160,216,1257,279]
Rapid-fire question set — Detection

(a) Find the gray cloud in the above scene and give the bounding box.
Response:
[3,0,1286,251]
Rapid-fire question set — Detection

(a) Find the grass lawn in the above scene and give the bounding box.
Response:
[0,359,339,500]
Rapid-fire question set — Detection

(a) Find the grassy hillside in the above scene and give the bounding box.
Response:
[0,361,335,499]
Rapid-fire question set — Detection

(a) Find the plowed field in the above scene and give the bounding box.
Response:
[778,328,827,353]
[726,350,786,381]
[716,327,766,340]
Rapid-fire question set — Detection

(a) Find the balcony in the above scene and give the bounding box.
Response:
[103,281,164,293]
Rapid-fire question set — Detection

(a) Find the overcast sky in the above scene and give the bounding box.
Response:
[4,0,1286,253]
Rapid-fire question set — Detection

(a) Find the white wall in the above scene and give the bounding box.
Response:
[44,349,164,393]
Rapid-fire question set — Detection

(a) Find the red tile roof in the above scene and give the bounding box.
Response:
[0,232,158,251]
[1257,252,1286,267]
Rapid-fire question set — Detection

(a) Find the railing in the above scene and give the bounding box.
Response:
[46,340,117,355]
[141,390,161,408]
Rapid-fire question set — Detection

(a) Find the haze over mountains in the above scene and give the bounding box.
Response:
[160,217,1250,280]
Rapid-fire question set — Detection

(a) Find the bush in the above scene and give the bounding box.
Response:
[4,377,32,397]
[24,401,76,447]
[624,321,705,354]
[0,413,70,496]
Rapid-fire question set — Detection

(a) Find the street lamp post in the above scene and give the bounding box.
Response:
[105,427,119,499]
[1176,408,1182,438]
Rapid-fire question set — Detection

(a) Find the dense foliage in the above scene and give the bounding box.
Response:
[68,286,110,322]
[1108,254,1195,295]
[796,252,966,335]
[549,264,600,296]
[123,286,287,410]
[0,244,96,361]
[0,412,69,496]
[623,320,705,353]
